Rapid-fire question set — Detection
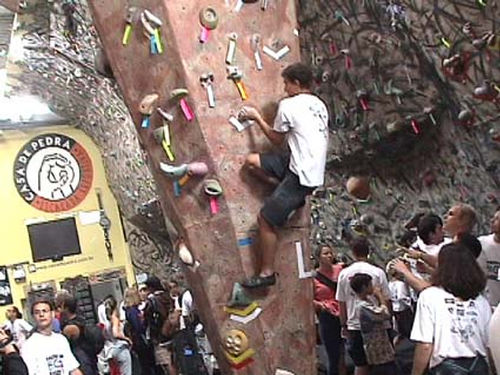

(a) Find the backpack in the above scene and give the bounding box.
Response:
[145,292,170,343]
[172,328,208,375]
[64,316,105,356]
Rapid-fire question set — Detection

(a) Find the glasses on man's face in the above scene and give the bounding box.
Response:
[33,309,50,316]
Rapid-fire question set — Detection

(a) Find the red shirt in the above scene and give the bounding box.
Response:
[314,264,343,316]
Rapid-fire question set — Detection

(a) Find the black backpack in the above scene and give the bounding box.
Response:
[65,317,105,356]
[172,329,208,375]
[145,292,170,343]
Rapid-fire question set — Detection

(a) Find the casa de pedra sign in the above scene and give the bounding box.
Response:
[13,133,93,212]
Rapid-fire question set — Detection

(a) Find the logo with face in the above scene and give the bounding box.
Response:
[13,134,93,212]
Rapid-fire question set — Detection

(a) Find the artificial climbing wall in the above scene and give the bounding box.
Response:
[298,0,499,261]
[87,0,314,374]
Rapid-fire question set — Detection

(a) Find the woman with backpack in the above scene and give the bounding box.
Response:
[313,245,345,375]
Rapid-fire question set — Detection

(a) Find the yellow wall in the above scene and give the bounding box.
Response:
[0,126,135,317]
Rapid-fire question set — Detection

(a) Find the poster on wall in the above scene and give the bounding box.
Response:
[0,266,13,306]
[13,133,94,213]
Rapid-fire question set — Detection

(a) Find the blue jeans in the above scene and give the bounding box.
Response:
[318,311,342,375]
[430,356,489,375]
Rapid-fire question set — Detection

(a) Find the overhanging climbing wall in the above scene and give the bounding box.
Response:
[87,0,314,374]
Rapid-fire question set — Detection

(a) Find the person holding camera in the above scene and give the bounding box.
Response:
[0,327,28,375]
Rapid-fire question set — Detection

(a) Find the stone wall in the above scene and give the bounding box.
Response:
[298,0,499,263]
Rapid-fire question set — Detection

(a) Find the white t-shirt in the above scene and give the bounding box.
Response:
[388,280,412,312]
[21,331,80,375]
[273,93,329,187]
[2,318,33,348]
[411,286,491,369]
[336,261,391,330]
[489,304,500,372]
[412,237,451,257]
[477,234,500,307]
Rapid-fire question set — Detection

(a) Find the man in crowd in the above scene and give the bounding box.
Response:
[21,298,82,375]
[336,238,391,375]
[56,291,99,375]
[478,208,500,307]
[239,62,329,288]
[143,276,174,375]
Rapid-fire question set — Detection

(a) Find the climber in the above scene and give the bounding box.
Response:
[239,62,329,288]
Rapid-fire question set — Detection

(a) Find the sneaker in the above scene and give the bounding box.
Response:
[241,274,276,289]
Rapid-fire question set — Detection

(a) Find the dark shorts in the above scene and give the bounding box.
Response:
[259,153,315,227]
[346,330,368,367]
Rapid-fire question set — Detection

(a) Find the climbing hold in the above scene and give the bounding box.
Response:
[346,176,371,200]
[199,7,218,43]
[170,89,194,121]
[159,162,188,178]
[139,93,159,115]
[224,329,249,357]
[204,179,223,214]
[226,33,238,65]
[199,7,219,29]
[200,73,216,107]
[187,162,208,176]
[227,282,253,308]
[226,66,248,100]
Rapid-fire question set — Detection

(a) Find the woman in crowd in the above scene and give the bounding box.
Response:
[410,243,491,375]
[100,296,133,375]
[313,244,345,375]
[123,287,156,375]
[2,306,33,350]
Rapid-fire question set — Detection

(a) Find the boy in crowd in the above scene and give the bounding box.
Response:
[350,273,397,375]
[336,238,391,375]
[478,208,500,308]
[21,298,82,375]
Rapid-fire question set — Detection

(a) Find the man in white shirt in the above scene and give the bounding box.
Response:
[239,62,329,289]
[478,208,500,307]
[21,298,82,375]
[336,238,391,375]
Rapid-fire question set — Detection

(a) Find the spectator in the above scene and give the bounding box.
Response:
[387,269,413,339]
[0,326,28,375]
[443,203,477,240]
[350,274,397,375]
[56,292,98,375]
[489,303,500,374]
[143,276,175,375]
[2,306,33,350]
[138,284,148,312]
[478,207,500,307]
[411,243,491,375]
[123,287,155,375]
[313,245,344,375]
[336,238,391,375]
[99,296,132,375]
[21,298,82,375]
[408,213,451,270]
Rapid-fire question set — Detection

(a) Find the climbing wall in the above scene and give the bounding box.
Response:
[299,0,499,261]
[87,0,314,374]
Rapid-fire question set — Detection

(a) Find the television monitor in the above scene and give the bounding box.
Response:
[27,217,81,262]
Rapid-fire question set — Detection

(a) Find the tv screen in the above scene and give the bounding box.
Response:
[28,217,81,262]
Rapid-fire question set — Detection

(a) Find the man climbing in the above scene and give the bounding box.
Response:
[239,62,329,288]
